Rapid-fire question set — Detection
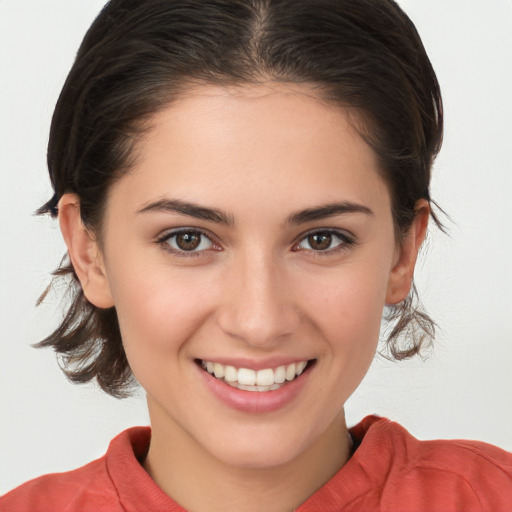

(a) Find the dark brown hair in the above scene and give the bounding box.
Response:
[37,0,444,397]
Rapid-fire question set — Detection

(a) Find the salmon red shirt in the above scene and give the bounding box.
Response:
[2,416,512,511]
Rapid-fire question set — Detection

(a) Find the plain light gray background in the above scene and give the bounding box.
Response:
[1,0,511,495]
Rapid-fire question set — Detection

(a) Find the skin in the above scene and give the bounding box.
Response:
[59,83,429,512]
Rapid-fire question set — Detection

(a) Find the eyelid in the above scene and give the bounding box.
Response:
[154,226,356,257]
[293,228,356,254]
[155,227,221,256]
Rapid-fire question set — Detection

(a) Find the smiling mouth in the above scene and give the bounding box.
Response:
[197,359,316,392]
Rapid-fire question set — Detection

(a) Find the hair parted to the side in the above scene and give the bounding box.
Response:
[36,0,444,397]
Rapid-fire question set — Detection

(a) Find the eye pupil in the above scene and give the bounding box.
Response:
[308,232,332,250]
[176,232,201,251]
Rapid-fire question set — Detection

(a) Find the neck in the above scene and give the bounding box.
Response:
[143,400,351,512]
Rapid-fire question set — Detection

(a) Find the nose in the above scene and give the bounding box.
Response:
[215,251,300,348]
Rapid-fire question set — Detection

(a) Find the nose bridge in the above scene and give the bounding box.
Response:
[216,247,299,346]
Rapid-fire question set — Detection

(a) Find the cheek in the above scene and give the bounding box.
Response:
[106,257,216,364]
[299,259,389,357]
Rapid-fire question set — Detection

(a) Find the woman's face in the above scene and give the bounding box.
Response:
[95,83,412,469]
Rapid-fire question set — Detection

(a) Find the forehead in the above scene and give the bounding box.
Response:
[110,83,391,219]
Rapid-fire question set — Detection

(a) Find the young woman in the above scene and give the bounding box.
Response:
[2,0,511,510]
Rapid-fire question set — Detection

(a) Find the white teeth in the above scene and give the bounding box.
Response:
[274,366,286,384]
[238,368,256,386]
[256,368,274,386]
[213,363,224,379]
[227,382,284,392]
[200,359,311,391]
[296,361,307,376]
[239,384,263,392]
[224,365,237,382]
[285,363,296,381]
[237,384,255,391]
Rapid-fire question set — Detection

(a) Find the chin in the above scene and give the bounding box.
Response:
[199,423,320,470]
[215,444,303,470]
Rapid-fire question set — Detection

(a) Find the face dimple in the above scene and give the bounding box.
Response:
[100,83,399,471]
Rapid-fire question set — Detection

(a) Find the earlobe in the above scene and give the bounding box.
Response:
[58,194,114,309]
[385,200,430,305]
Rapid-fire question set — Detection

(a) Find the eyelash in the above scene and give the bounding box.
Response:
[293,229,356,257]
[156,228,220,258]
[155,228,356,257]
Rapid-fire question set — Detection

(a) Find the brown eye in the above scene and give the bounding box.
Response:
[161,230,214,253]
[307,232,333,251]
[297,230,351,253]
[176,232,202,251]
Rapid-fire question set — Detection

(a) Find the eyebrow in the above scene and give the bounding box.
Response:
[137,198,234,225]
[287,201,373,224]
[136,198,373,225]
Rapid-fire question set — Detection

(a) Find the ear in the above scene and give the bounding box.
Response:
[385,200,430,304]
[58,193,114,308]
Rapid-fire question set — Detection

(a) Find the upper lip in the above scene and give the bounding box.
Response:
[195,356,315,371]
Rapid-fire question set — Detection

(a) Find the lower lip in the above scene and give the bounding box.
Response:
[197,363,313,414]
